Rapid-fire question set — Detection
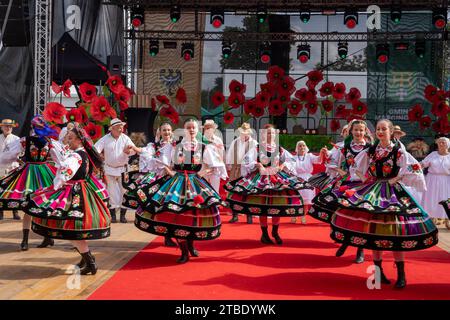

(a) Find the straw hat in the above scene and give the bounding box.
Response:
[0,119,19,127]
[237,122,253,136]
[109,118,126,129]
[393,125,406,138]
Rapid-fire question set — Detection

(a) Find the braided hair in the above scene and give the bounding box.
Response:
[71,124,104,174]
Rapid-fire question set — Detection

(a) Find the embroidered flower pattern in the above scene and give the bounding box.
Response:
[137,189,147,201]
[400,197,411,206]
[335,232,345,241]
[233,204,244,211]
[268,208,281,215]
[8,202,19,208]
[249,207,262,214]
[351,236,367,245]
[195,231,208,239]
[139,221,150,229]
[129,200,138,207]
[375,240,394,249]
[401,240,418,249]
[72,194,80,207]
[174,229,190,237]
[211,230,219,237]
[318,212,329,220]
[168,203,182,211]
[155,225,168,234]
[408,164,422,173]
[423,237,435,246]
[286,208,297,215]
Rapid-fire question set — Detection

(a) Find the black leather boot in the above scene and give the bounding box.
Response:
[187,239,199,257]
[260,226,273,244]
[80,251,98,275]
[12,210,20,220]
[110,208,117,223]
[246,215,253,224]
[37,237,54,248]
[355,247,365,264]
[120,208,128,223]
[374,260,391,284]
[336,243,349,257]
[271,224,283,245]
[164,236,177,247]
[176,241,189,264]
[20,229,29,251]
[229,213,238,223]
[394,261,407,289]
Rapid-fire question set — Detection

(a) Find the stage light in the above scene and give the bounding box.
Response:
[149,39,159,56]
[257,6,267,24]
[391,7,402,24]
[297,43,310,63]
[376,43,390,64]
[222,41,232,58]
[181,42,194,61]
[338,41,348,59]
[300,10,311,23]
[260,42,271,64]
[210,9,224,28]
[432,8,447,29]
[344,8,358,29]
[415,41,426,58]
[170,5,181,23]
[131,7,144,28]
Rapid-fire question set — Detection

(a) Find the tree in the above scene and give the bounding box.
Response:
[315,49,367,72]
[201,77,223,109]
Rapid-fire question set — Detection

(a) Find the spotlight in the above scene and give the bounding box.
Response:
[170,5,181,23]
[376,43,390,64]
[210,9,224,28]
[149,39,159,56]
[338,41,348,59]
[344,8,358,29]
[300,10,311,23]
[297,43,311,63]
[432,8,447,29]
[181,42,194,61]
[257,6,267,24]
[415,41,426,58]
[391,7,402,24]
[260,42,271,64]
[222,41,232,58]
[131,6,144,28]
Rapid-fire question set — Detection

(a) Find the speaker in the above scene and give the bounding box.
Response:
[107,55,123,75]
[0,0,30,47]
[124,108,158,143]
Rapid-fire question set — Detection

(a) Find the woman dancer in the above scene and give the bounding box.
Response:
[421,137,450,228]
[134,118,223,263]
[226,124,308,245]
[0,115,57,250]
[330,119,438,288]
[24,125,111,274]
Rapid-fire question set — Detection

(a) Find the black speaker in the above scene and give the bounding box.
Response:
[124,108,158,143]
[107,55,123,75]
[0,0,30,47]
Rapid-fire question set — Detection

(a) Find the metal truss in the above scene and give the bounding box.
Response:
[34,0,52,115]
[125,30,447,42]
[123,9,136,90]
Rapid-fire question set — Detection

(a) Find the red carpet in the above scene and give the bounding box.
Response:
[88,215,450,300]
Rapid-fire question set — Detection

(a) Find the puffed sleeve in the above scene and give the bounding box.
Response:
[349,149,370,180]
[279,147,296,173]
[53,152,82,189]
[420,151,435,169]
[124,135,137,156]
[139,143,156,172]
[325,145,342,171]
[397,149,426,191]
[310,153,321,165]
[94,136,105,153]
[225,139,236,166]
[0,137,25,165]
[203,144,228,179]
[241,145,258,177]
[48,140,71,167]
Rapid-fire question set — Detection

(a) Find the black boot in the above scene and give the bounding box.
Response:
[20,229,29,251]
[260,226,273,244]
[336,243,349,257]
[176,241,190,264]
[12,210,20,220]
[37,237,54,248]
[355,247,365,264]
[187,239,199,257]
[80,251,98,275]
[120,208,128,223]
[110,208,117,223]
[229,213,238,223]
[271,225,283,245]
[0,211,3,220]
[164,236,177,247]
[374,260,391,284]
[246,215,253,224]
[394,261,407,289]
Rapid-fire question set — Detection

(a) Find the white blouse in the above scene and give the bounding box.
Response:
[421,151,450,176]
[139,140,175,175]
[293,153,321,181]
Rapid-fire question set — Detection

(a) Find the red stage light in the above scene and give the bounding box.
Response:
[299,55,309,63]
[260,54,270,64]
[435,18,446,29]
[212,18,223,28]
[184,53,192,61]
[378,54,388,64]
[132,18,142,28]
[346,19,357,29]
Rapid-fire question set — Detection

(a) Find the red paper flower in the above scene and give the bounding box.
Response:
[267,66,285,82]
[193,195,205,204]
[408,104,424,122]
[211,91,225,107]
[335,104,349,119]
[106,75,124,95]
[307,70,324,84]
[255,92,270,107]
[77,106,89,124]
[306,80,319,90]
[175,87,187,104]
[228,93,245,109]
[432,89,446,104]
[160,105,180,124]
[288,100,303,116]
[278,91,291,104]
[295,88,309,101]
[253,105,265,117]
[51,79,72,98]
[43,102,67,124]
[432,116,450,134]
[333,83,346,100]
[268,100,285,116]
[424,85,438,102]
[345,88,361,103]
[419,116,432,129]
[352,100,368,116]
[330,119,341,132]
[305,101,318,114]
[319,81,334,97]
[156,95,170,105]
[114,87,132,111]
[49,125,61,138]
[321,99,334,113]
[431,101,450,118]
[90,96,116,122]
[229,80,247,94]
[84,122,102,141]
[66,108,82,123]
[79,83,97,102]
[224,112,235,124]
[244,99,257,116]
[260,83,276,97]
[280,76,295,95]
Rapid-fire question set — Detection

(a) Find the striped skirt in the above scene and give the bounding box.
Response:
[122,171,158,210]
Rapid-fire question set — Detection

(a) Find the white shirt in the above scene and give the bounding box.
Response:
[94,133,136,176]
[226,137,257,166]
[0,133,20,172]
